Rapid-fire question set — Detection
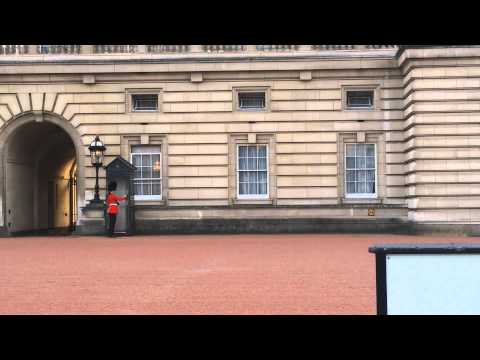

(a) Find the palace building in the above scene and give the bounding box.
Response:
[0,45,478,236]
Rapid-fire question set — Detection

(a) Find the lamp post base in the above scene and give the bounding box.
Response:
[74,201,106,236]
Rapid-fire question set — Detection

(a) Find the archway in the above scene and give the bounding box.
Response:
[0,113,85,235]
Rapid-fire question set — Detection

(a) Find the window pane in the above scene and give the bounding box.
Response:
[143,182,152,195]
[366,156,375,169]
[259,183,268,195]
[238,92,266,109]
[346,182,356,194]
[139,181,147,195]
[238,144,268,197]
[366,182,375,194]
[346,144,356,157]
[347,91,374,108]
[134,182,142,195]
[152,155,161,178]
[366,144,375,156]
[357,157,366,169]
[239,146,247,158]
[356,182,366,193]
[152,167,161,179]
[356,144,366,157]
[239,182,248,195]
[239,157,247,170]
[358,170,366,182]
[239,172,248,183]
[132,154,141,166]
[366,170,375,181]
[132,146,161,154]
[258,157,267,170]
[346,157,355,169]
[258,146,267,157]
[346,170,356,182]
[142,155,151,167]
[142,166,152,179]
[258,171,267,183]
[344,143,376,196]
[133,94,158,111]
[152,181,161,196]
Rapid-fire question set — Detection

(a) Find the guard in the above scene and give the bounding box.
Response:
[106,181,127,237]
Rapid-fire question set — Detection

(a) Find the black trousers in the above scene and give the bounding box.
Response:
[108,214,117,236]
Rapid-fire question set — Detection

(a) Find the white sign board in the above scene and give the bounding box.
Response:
[386,254,480,315]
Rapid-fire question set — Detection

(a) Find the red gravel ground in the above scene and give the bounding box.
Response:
[0,233,479,315]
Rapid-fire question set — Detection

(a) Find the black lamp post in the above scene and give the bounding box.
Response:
[88,135,106,204]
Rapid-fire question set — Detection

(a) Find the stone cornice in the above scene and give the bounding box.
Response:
[0,48,398,65]
[0,50,400,76]
[397,45,480,68]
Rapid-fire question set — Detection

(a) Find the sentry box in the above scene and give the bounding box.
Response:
[369,244,480,315]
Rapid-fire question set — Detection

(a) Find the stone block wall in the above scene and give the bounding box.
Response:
[399,46,480,225]
[0,46,477,234]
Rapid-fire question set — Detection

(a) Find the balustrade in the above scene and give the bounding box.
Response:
[147,45,190,53]
[365,45,397,49]
[0,45,28,55]
[94,45,138,53]
[0,45,398,56]
[38,45,81,54]
[256,45,299,51]
[313,45,355,50]
[203,45,246,52]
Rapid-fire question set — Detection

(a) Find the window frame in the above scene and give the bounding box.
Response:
[342,86,379,111]
[131,94,159,112]
[346,90,375,109]
[236,144,270,200]
[130,146,163,201]
[344,143,378,199]
[237,92,266,111]
[233,87,270,112]
[126,89,162,113]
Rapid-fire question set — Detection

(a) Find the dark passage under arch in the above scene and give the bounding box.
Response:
[4,121,77,235]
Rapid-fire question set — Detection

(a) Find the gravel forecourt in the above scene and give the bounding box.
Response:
[0,233,478,315]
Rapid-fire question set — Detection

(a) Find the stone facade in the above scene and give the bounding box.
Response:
[0,45,478,235]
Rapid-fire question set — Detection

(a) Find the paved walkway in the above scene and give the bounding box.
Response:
[0,233,478,314]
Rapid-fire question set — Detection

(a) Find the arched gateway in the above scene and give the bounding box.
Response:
[0,112,85,235]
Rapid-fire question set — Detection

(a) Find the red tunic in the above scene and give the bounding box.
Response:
[106,193,125,215]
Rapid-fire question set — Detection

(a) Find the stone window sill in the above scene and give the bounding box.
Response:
[341,198,382,205]
[232,199,274,206]
[134,200,166,206]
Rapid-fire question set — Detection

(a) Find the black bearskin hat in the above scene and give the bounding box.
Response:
[108,181,117,192]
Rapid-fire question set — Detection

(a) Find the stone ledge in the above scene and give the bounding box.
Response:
[135,218,411,235]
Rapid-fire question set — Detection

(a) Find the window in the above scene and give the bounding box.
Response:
[238,92,266,110]
[132,94,158,112]
[237,145,269,199]
[346,90,374,109]
[131,146,162,200]
[345,143,377,198]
